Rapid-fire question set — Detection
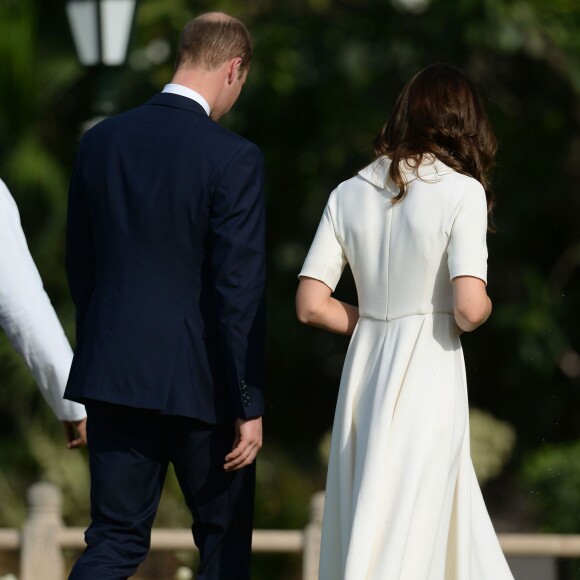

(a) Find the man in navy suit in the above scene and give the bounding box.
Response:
[65,12,265,579]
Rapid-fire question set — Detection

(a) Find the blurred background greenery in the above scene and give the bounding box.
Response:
[0,0,579,578]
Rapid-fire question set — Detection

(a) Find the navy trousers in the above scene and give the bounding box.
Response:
[69,401,255,580]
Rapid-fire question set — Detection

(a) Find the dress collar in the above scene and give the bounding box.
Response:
[358,155,455,190]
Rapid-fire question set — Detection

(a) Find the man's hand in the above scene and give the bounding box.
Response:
[224,416,262,471]
[63,418,87,449]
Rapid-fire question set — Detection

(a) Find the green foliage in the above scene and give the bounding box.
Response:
[470,408,516,485]
[255,444,318,529]
[520,440,580,533]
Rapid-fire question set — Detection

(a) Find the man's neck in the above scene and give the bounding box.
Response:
[170,68,220,113]
[162,83,210,116]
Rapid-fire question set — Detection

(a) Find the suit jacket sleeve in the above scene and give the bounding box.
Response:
[66,142,96,343]
[0,178,86,421]
[209,142,266,419]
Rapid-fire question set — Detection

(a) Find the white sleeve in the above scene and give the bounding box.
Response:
[0,179,86,421]
[447,181,489,284]
[298,196,347,292]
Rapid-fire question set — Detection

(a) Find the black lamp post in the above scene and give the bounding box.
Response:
[66,0,137,117]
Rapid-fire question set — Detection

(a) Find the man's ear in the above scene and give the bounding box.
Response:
[227,57,243,84]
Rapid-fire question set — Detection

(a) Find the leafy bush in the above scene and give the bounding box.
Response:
[520,440,580,533]
[470,408,516,485]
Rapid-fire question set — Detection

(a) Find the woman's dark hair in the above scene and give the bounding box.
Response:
[374,63,497,213]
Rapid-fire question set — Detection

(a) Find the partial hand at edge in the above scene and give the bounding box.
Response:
[224,416,263,471]
[63,418,87,449]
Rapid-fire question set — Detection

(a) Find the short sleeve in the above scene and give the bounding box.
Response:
[447,182,488,284]
[298,199,347,291]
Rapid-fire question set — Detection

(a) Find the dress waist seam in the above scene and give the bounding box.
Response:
[359,312,453,322]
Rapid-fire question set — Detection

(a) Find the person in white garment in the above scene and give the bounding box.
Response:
[0,178,86,447]
[296,63,514,579]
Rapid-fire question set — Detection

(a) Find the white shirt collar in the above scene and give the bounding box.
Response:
[162,83,210,116]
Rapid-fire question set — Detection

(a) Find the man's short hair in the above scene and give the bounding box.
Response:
[175,13,252,72]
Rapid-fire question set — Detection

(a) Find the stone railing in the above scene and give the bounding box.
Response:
[1,482,580,579]
[0,483,323,580]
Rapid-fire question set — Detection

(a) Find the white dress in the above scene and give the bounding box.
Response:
[299,157,514,580]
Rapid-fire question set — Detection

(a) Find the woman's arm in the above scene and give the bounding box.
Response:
[452,275,492,332]
[296,277,359,335]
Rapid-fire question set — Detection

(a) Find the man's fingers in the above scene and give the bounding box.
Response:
[224,453,254,471]
[225,439,250,463]
[224,441,261,471]
[226,436,242,458]
[224,416,263,471]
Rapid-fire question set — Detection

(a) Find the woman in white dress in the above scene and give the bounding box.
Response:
[296,64,514,579]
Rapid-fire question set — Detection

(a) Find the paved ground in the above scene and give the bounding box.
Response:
[508,556,557,580]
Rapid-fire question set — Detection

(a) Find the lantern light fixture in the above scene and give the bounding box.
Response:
[66,0,137,67]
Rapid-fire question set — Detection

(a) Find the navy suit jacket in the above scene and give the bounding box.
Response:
[64,93,266,425]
